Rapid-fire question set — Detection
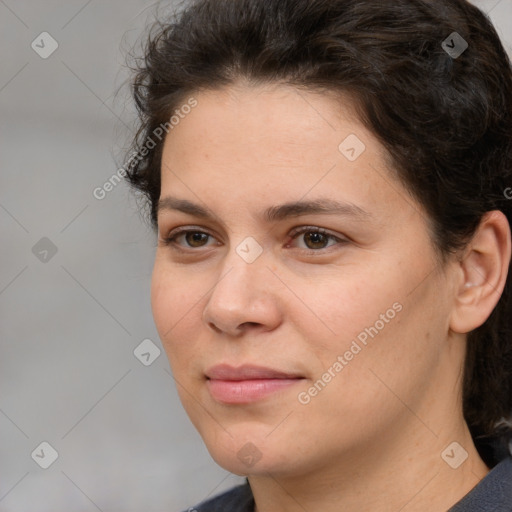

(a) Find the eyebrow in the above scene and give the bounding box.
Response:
[157,196,372,223]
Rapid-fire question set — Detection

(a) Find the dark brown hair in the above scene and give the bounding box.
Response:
[124,0,512,466]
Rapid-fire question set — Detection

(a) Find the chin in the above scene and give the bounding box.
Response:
[197,426,271,471]
[208,447,285,477]
[204,428,310,479]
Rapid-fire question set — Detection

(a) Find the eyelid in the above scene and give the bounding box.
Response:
[288,225,345,240]
[164,225,215,239]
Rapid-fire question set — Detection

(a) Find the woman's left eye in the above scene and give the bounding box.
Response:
[287,227,347,251]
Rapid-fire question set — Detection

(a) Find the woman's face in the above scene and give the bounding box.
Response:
[152,83,462,476]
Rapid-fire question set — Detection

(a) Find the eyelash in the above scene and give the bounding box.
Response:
[160,226,347,254]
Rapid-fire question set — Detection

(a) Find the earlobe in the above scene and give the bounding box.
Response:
[450,210,511,334]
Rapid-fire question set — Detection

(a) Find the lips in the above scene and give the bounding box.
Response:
[205,364,305,404]
[206,364,303,380]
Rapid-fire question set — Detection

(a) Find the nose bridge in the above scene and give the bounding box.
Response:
[202,237,275,333]
[212,237,267,302]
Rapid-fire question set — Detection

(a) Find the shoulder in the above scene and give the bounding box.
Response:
[449,456,512,511]
[182,481,254,512]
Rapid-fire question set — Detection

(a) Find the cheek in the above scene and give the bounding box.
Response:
[315,277,445,414]
[150,260,203,355]
[151,264,174,336]
[293,262,441,393]
[292,269,404,357]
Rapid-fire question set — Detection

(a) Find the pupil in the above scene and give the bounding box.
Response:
[305,232,326,249]
[187,232,207,246]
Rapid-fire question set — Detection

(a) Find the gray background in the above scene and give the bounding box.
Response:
[1,1,511,511]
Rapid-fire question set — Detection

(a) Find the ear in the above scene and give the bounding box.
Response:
[450,210,511,334]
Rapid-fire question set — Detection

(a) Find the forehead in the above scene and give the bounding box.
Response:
[161,83,384,177]
[158,83,417,226]
[164,82,366,150]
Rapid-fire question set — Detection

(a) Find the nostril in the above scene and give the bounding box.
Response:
[207,322,223,333]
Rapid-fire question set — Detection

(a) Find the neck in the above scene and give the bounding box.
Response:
[249,408,488,512]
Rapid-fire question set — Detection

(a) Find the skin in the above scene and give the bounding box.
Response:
[151,82,511,512]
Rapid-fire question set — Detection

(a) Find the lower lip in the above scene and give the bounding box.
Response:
[207,378,303,404]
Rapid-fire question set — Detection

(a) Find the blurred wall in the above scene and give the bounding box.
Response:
[1,1,511,511]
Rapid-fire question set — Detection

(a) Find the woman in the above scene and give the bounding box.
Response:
[124,0,512,510]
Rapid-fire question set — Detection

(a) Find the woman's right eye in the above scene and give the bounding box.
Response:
[160,229,217,250]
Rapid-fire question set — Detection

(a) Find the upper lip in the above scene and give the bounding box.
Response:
[205,364,304,381]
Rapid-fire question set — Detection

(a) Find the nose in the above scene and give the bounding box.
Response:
[202,248,282,337]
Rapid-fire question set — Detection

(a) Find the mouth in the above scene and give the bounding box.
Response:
[205,364,306,404]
